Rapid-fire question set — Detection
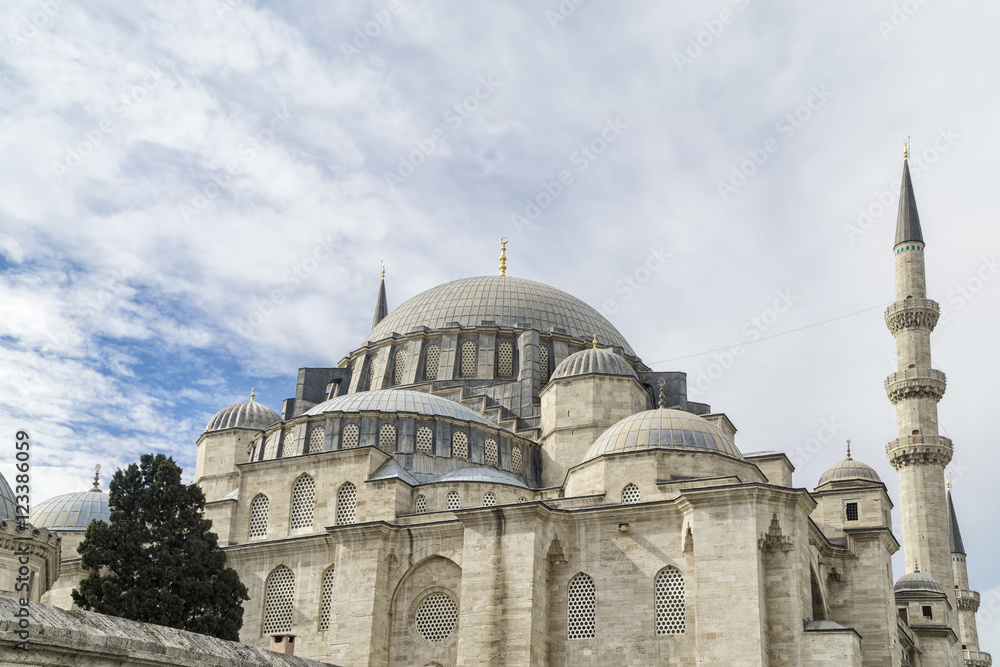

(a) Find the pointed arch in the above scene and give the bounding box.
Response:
[318,565,336,631]
[337,482,357,525]
[249,493,268,540]
[289,474,315,530]
[263,565,295,635]
[567,572,596,639]
[654,566,685,635]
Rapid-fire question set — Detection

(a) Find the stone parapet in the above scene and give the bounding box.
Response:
[884,368,947,403]
[887,435,953,470]
[965,650,992,667]
[957,588,981,612]
[885,298,940,334]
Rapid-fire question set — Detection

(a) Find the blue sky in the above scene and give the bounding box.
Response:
[2,0,999,646]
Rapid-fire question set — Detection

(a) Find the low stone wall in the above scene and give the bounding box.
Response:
[0,598,341,667]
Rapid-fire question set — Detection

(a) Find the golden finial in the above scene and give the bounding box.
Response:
[499,238,508,276]
[846,439,852,460]
[250,387,256,401]
[381,261,385,280]
[903,137,909,160]
[946,474,951,491]
[592,334,597,349]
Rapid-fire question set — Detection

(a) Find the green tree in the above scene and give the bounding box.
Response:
[72,453,249,641]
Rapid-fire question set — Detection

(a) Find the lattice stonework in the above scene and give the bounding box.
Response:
[452,432,468,459]
[342,424,360,449]
[416,426,433,454]
[319,567,335,631]
[539,345,550,382]
[337,483,356,525]
[485,438,499,467]
[289,475,315,530]
[379,424,397,453]
[567,573,596,639]
[249,494,268,539]
[415,495,427,513]
[655,567,685,635]
[281,430,296,457]
[497,341,514,377]
[415,592,459,642]
[393,348,408,386]
[263,434,279,459]
[483,492,496,506]
[262,566,295,635]
[511,446,523,473]
[447,491,460,511]
[460,340,477,378]
[308,426,325,454]
[425,344,440,380]
[622,483,640,505]
[368,351,378,388]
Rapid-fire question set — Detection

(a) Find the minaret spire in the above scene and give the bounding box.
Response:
[372,262,389,329]
[895,142,924,247]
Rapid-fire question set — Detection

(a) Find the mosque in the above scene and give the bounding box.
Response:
[4,151,992,666]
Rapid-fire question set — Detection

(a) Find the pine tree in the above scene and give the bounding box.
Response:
[72,453,249,641]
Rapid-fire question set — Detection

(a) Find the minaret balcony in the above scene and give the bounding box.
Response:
[957,588,981,612]
[887,434,953,469]
[885,368,947,403]
[885,298,940,334]
[964,650,992,667]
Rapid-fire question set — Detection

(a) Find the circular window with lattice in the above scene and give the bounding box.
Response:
[414,592,459,642]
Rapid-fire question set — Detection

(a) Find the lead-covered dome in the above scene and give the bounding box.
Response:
[206,397,280,433]
[364,276,635,355]
[0,473,16,520]
[551,347,638,381]
[818,456,882,487]
[31,487,109,531]
[585,408,742,461]
[894,571,946,596]
[305,389,490,425]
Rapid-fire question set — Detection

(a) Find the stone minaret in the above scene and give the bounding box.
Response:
[372,262,389,329]
[884,147,957,606]
[949,484,992,666]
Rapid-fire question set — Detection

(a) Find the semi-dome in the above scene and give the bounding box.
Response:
[31,487,110,531]
[305,389,491,426]
[584,408,742,462]
[894,571,947,596]
[206,395,281,433]
[551,347,638,381]
[435,467,529,488]
[817,456,883,487]
[0,473,16,521]
[364,276,635,355]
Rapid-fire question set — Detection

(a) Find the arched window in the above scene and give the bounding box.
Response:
[517,497,527,503]
[460,340,477,378]
[415,495,427,513]
[622,483,640,505]
[318,566,335,631]
[308,425,325,454]
[337,483,356,525]
[393,348,408,386]
[511,446,523,474]
[290,475,315,530]
[367,351,378,389]
[416,426,433,454]
[425,344,440,381]
[263,434,280,459]
[539,345,550,383]
[415,592,459,642]
[452,432,468,459]
[379,424,397,453]
[485,438,499,467]
[447,491,460,511]
[341,423,360,449]
[567,573,596,639]
[654,566,685,635]
[279,429,295,457]
[483,492,496,506]
[262,565,295,635]
[249,494,268,539]
[497,340,514,377]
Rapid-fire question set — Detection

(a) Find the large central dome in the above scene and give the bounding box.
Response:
[364,276,634,355]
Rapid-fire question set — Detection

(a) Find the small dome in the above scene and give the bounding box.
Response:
[894,571,946,596]
[31,487,109,531]
[0,473,17,521]
[818,457,882,487]
[206,397,281,433]
[305,389,490,426]
[551,347,638,381]
[435,467,528,488]
[585,408,742,462]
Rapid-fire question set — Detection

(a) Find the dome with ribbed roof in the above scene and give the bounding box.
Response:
[305,389,490,426]
[584,408,742,461]
[894,571,946,596]
[551,347,638,381]
[363,276,634,355]
[31,487,109,531]
[435,467,528,488]
[817,449,882,487]
[206,395,281,433]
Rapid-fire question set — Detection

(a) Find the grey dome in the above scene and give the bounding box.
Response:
[305,389,490,426]
[894,571,946,596]
[435,467,528,488]
[364,276,635,355]
[206,398,280,433]
[585,408,742,462]
[0,473,17,521]
[551,347,638,381]
[31,489,110,531]
[818,457,882,487]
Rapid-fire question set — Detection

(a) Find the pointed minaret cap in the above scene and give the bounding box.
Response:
[946,485,966,555]
[372,263,389,330]
[895,139,924,247]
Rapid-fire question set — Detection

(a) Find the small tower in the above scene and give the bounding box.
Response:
[948,483,991,665]
[372,262,389,329]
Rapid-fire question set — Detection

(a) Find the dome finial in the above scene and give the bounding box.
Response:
[657,378,667,408]
[592,334,597,349]
[381,261,385,280]
[903,137,909,160]
[946,473,951,491]
[846,439,851,460]
[91,464,102,492]
[250,387,255,402]
[914,560,919,573]
[499,238,508,276]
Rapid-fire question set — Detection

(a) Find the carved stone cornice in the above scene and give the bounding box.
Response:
[885,368,947,404]
[887,435,953,469]
[957,588,981,612]
[964,650,992,667]
[885,298,940,335]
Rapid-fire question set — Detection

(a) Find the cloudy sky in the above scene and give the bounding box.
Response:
[2,0,998,643]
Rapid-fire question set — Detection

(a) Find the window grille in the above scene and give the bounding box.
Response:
[483,492,496,506]
[922,605,933,619]
[337,483,356,525]
[485,438,499,467]
[367,352,378,389]
[655,566,685,635]
[289,475,315,530]
[452,432,468,459]
[846,502,859,521]
[511,446,523,473]
[447,491,460,511]
[341,424,360,449]
[263,434,279,459]
[249,494,268,539]
[280,430,295,457]
[539,345,550,383]
[308,426,325,454]
[415,592,458,642]
[415,495,427,513]
[622,483,641,505]
[416,426,433,454]
[425,344,440,381]
[497,341,514,377]
[262,566,295,635]
[567,573,596,639]
[393,348,408,386]
[460,340,477,378]
[379,424,397,453]
[517,497,527,503]
[318,567,335,631]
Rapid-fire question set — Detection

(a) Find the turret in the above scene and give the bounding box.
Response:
[372,262,389,329]
[948,483,991,665]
